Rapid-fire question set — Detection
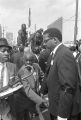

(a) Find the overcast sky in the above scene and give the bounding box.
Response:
[0,0,81,42]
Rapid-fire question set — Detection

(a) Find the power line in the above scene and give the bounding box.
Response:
[63,20,81,22]
[63,12,81,23]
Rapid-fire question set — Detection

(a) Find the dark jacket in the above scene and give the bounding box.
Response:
[10,51,24,71]
[39,48,51,73]
[46,44,81,118]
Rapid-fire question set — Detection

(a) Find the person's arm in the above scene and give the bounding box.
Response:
[18,67,45,105]
[22,79,44,105]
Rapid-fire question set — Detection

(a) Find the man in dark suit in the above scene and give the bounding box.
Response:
[42,28,81,120]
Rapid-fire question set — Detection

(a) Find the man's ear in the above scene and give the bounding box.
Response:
[53,37,57,43]
[54,37,60,44]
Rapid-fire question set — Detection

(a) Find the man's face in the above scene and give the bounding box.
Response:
[24,53,33,66]
[0,46,10,62]
[43,33,57,51]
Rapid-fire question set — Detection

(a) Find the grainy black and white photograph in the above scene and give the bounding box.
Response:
[0,0,81,120]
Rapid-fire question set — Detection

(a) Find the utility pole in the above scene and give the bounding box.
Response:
[28,8,31,38]
[34,24,37,32]
[74,0,79,44]
[2,26,5,38]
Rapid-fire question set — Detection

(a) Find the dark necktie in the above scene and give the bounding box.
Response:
[46,52,54,74]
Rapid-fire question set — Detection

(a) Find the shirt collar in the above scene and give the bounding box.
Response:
[52,43,62,55]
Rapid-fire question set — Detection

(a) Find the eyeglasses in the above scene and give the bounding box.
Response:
[43,37,53,44]
[0,48,10,53]
[43,37,56,43]
[43,38,50,43]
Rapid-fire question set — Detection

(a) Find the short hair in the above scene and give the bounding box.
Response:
[19,45,24,52]
[78,39,81,46]
[21,24,26,30]
[43,28,62,42]
[23,52,38,63]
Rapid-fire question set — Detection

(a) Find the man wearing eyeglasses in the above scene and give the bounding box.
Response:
[41,28,81,120]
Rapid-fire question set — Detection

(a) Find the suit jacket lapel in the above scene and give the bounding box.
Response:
[51,44,64,65]
[54,44,64,57]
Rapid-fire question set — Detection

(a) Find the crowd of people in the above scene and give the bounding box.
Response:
[0,26,81,120]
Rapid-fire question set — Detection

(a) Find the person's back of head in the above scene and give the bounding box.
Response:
[24,46,31,54]
[19,44,24,52]
[69,45,76,51]
[77,39,81,52]
[78,39,81,46]
[21,24,26,31]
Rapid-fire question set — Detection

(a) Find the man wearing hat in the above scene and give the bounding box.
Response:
[0,38,12,62]
[0,37,22,119]
[0,38,46,120]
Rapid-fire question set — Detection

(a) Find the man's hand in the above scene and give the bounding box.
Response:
[42,98,49,107]
[40,94,49,107]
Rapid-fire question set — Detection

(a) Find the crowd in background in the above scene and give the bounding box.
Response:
[0,24,81,120]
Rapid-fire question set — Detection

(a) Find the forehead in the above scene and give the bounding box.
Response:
[43,33,49,40]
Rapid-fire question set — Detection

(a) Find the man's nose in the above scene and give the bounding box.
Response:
[4,51,9,54]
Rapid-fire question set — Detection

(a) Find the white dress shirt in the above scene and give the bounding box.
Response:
[0,62,9,88]
[3,63,9,87]
[51,43,62,65]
